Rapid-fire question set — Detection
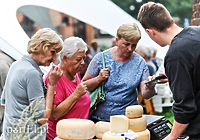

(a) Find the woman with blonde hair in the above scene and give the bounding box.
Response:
[1,28,63,140]
[82,23,156,122]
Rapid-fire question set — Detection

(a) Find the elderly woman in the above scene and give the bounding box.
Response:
[44,36,91,140]
[1,28,63,140]
[82,23,156,122]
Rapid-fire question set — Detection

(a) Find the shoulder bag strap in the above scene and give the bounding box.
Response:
[100,52,106,99]
[101,52,105,69]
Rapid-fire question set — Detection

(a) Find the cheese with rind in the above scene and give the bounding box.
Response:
[56,119,95,139]
[95,121,110,139]
[125,105,143,119]
[135,129,150,140]
[54,136,92,140]
[129,115,147,132]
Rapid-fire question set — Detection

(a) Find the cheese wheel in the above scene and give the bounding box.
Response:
[54,136,92,140]
[125,105,143,119]
[135,129,150,140]
[95,121,110,139]
[129,115,147,132]
[102,132,125,140]
[110,115,129,133]
[56,119,95,139]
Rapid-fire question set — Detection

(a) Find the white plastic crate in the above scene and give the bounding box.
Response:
[152,83,173,113]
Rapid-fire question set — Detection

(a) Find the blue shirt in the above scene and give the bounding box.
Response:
[87,49,149,121]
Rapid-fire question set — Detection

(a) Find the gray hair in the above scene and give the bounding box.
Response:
[141,46,152,59]
[59,36,88,60]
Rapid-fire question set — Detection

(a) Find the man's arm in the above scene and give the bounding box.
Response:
[163,120,188,140]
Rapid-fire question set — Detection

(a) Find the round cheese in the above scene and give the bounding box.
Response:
[56,119,95,140]
[135,129,150,140]
[54,136,92,140]
[95,121,110,139]
[125,105,143,119]
[129,115,147,132]
[102,133,125,140]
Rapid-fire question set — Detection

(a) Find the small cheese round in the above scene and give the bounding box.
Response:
[125,105,143,119]
[95,121,110,139]
[56,119,95,140]
[129,115,147,132]
[135,129,150,140]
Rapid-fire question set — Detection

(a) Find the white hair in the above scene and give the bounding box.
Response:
[141,46,152,59]
[59,36,88,60]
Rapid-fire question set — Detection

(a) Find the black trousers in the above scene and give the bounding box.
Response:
[189,134,200,140]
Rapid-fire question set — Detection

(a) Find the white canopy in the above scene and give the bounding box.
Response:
[0,0,168,62]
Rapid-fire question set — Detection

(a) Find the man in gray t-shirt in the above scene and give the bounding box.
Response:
[0,51,14,134]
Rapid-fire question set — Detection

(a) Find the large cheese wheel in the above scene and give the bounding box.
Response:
[54,136,92,140]
[110,115,129,133]
[95,121,110,139]
[125,105,143,119]
[135,129,150,140]
[129,115,147,132]
[56,119,95,139]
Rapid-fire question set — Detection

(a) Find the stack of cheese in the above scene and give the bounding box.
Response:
[102,115,138,140]
[125,105,150,140]
[54,118,95,140]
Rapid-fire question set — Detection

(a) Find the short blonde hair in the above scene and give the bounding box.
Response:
[117,23,141,42]
[27,28,63,54]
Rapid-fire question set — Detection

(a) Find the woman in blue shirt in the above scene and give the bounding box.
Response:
[82,23,156,122]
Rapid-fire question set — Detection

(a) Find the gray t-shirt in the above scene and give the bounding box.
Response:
[1,55,46,140]
[0,52,14,122]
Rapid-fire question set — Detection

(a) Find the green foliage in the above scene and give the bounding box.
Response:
[156,107,174,124]
[100,45,109,51]
[111,0,193,27]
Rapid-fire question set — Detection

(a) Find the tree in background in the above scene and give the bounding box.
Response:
[111,0,193,27]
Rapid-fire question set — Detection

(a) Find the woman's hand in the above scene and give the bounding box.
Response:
[98,68,110,82]
[48,66,63,86]
[74,82,88,98]
[145,75,156,89]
